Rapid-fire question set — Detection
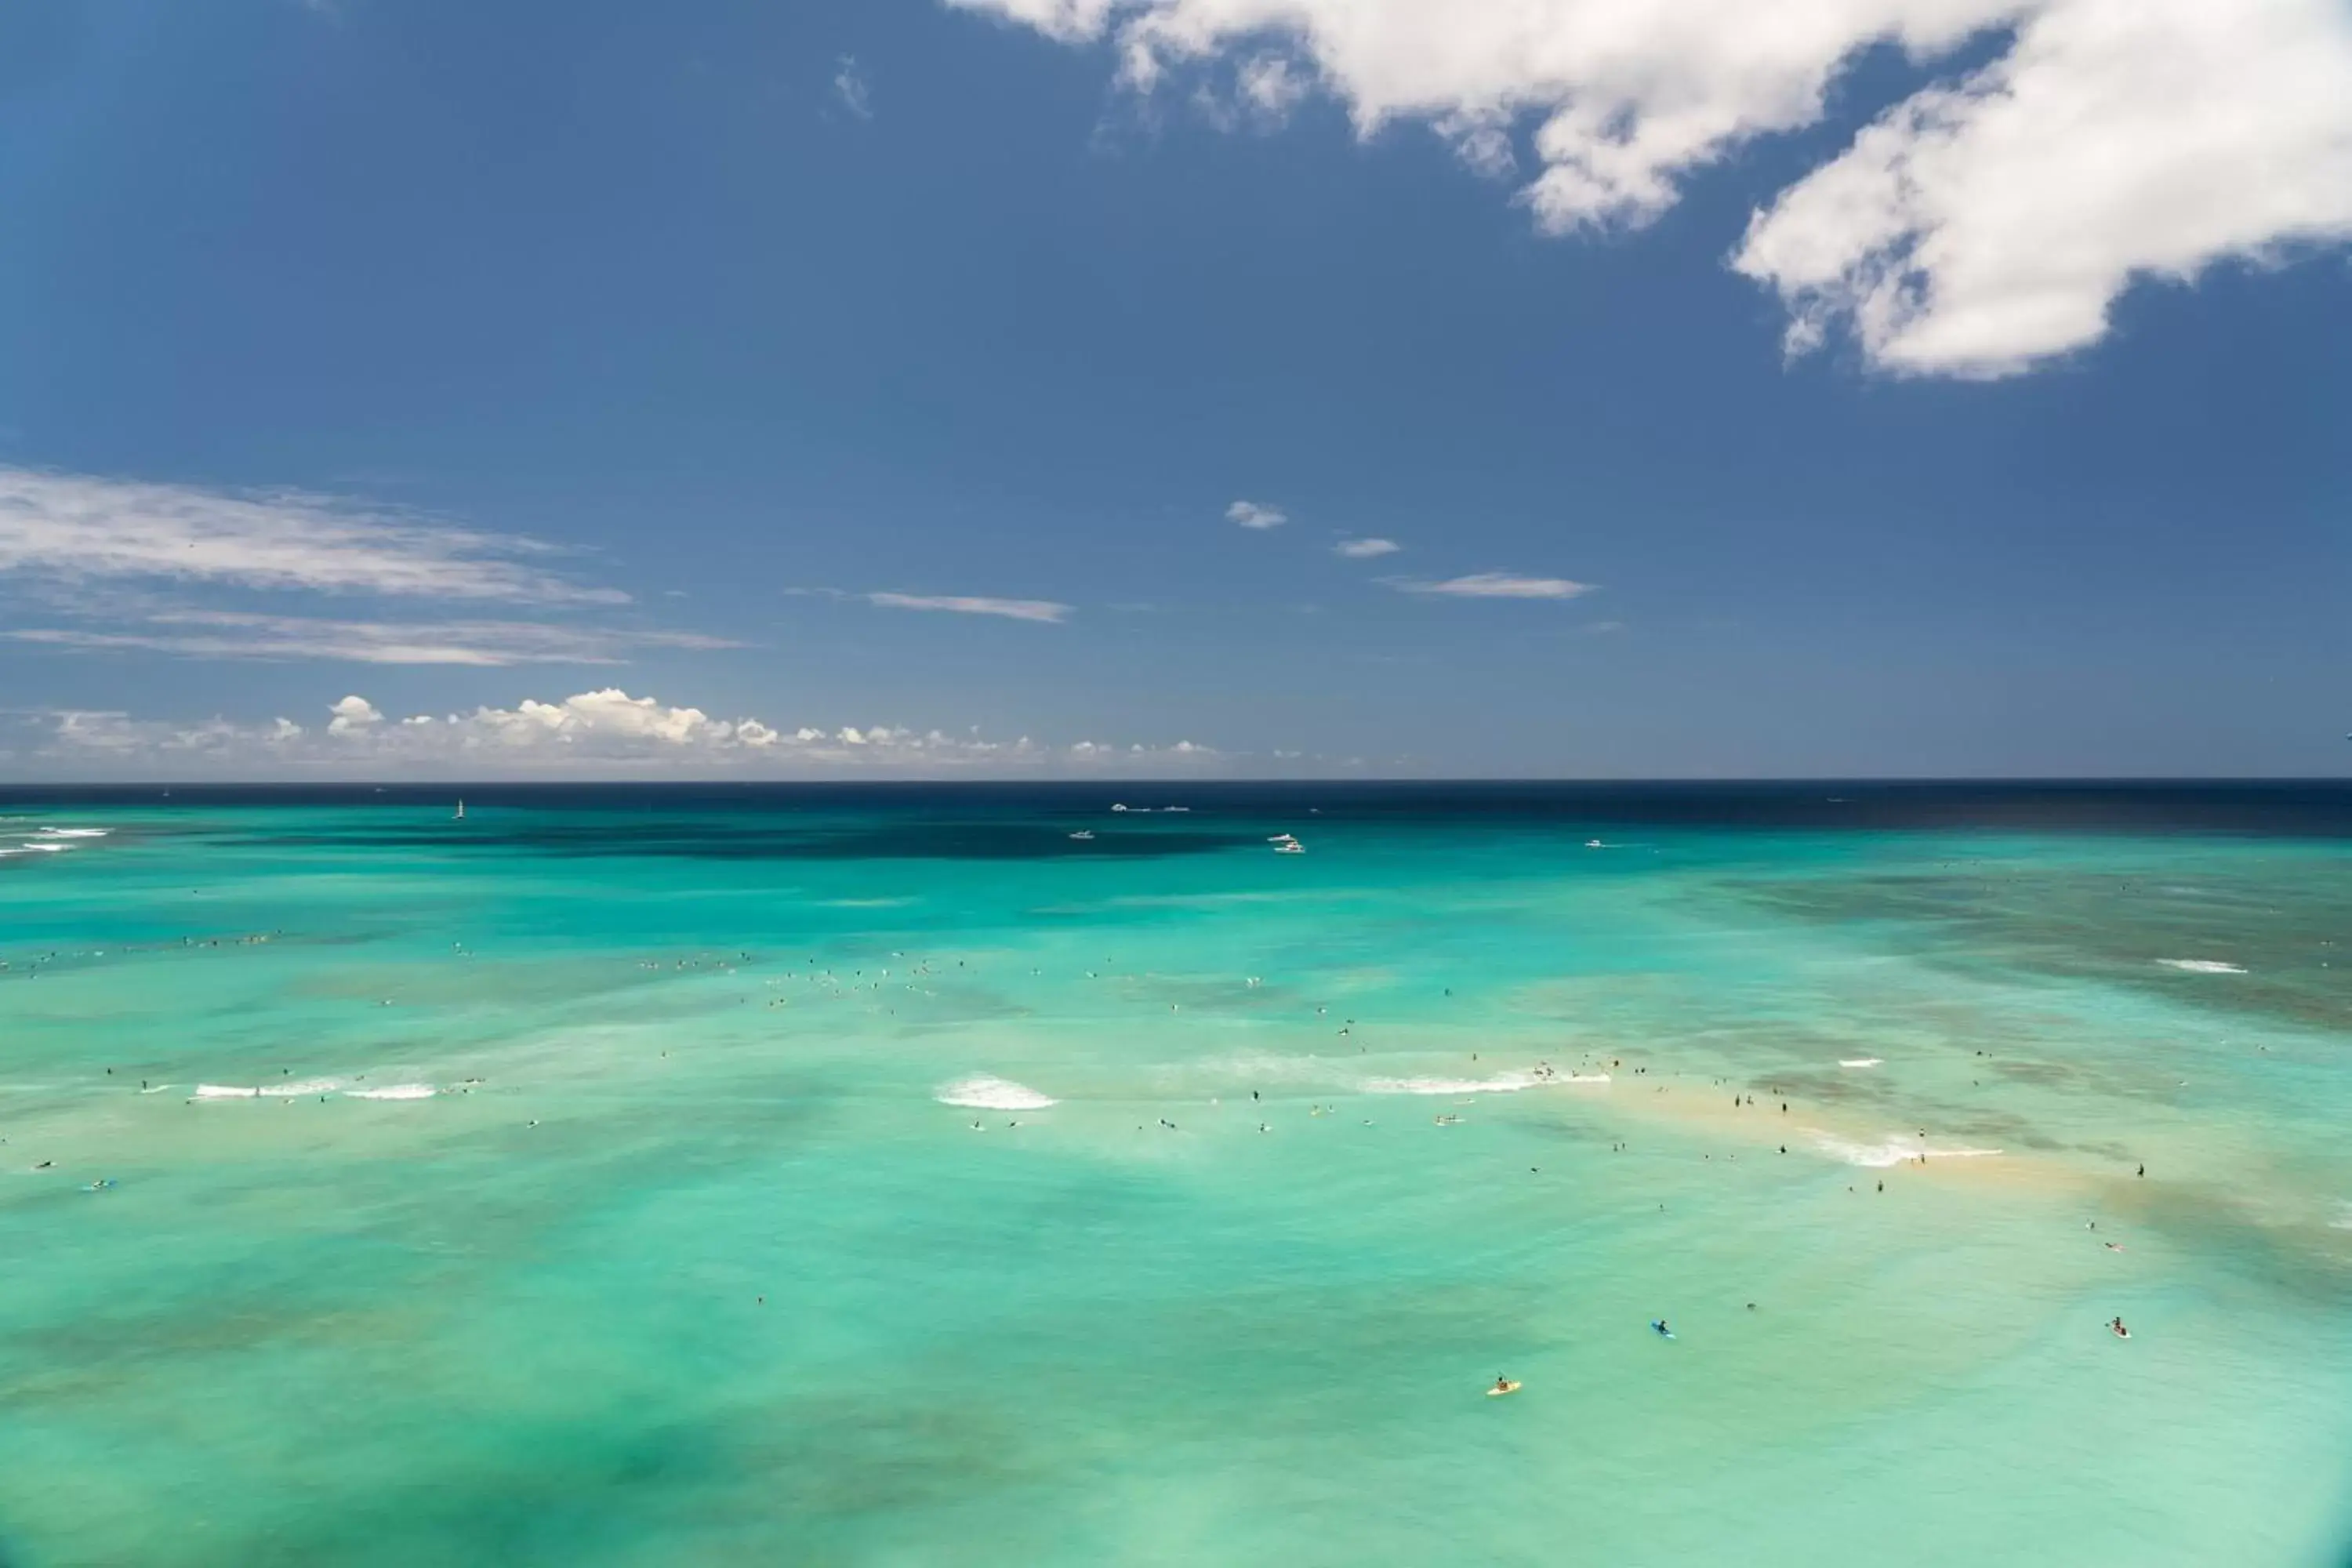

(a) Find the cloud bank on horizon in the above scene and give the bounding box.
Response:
[21,689,1224,779]
[946,0,2352,377]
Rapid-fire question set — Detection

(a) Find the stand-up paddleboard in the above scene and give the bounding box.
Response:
[1486,1381,1522,1397]
[2109,1320,2132,1340]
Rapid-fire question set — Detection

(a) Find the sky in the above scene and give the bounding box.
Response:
[0,0,2347,779]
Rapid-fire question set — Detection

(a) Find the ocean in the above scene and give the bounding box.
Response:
[2,783,2348,1566]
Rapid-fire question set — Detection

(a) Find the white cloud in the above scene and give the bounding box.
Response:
[949,0,1122,42]
[0,466,619,603]
[327,695,381,734]
[1238,54,1308,118]
[1334,537,1400,558]
[946,0,2352,376]
[3,612,743,666]
[1735,0,2352,376]
[865,592,1073,622]
[24,689,1227,779]
[1397,572,1594,600]
[834,55,874,118]
[1226,499,1287,529]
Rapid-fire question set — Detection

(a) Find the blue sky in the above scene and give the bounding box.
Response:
[1,0,2347,778]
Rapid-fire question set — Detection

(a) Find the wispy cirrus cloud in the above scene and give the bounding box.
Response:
[863,591,1073,622]
[1334,537,1400,558]
[1226,499,1287,530]
[0,466,619,604]
[1395,572,1594,600]
[834,55,874,118]
[4,612,743,667]
[0,466,750,669]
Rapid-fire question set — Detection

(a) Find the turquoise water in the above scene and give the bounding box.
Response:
[4,786,2350,1566]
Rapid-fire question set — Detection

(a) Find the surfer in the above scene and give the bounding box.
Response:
[2110,1316,2130,1338]
[1493,1375,1514,1394]
[1651,1319,1671,1338]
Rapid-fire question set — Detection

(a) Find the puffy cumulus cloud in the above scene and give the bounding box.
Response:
[946,0,2352,376]
[24,690,1227,779]
[1226,499,1287,529]
[1334,537,1400,558]
[327,695,382,735]
[0,467,620,602]
[1735,0,2352,376]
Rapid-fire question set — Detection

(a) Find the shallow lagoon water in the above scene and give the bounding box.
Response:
[3,784,2350,1566]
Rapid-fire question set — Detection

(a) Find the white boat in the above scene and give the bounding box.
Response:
[1110,804,1129,812]
[1268,833,1298,844]
[1069,830,1094,840]
[1273,840,1305,855]
[1585,838,1602,848]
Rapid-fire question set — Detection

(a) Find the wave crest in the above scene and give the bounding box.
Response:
[935,1074,1056,1111]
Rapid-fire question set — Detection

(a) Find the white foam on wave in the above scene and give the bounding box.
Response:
[1839,1058,1884,1069]
[262,1077,344,1097]
[36,827,109,839]
[346,1083,437,1101]
[0,842,74,856]
[935,1074,1056,1111]
[1360,1071,1610,1096]
[2158,959,2246,975]
[201,1077,371,1098]
[1813,1134,2002,1168]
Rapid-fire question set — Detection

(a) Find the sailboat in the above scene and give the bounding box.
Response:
[453,800,466,822]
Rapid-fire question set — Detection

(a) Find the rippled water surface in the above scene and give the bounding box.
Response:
[4,784,2350,1566]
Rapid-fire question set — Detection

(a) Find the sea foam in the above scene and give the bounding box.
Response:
[2158,959,2246,975]
[1360,1071,1608,1096]
[935,1074,1056,1110]
[1813,1134,2002,1168]
[346,1084,437,1101]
